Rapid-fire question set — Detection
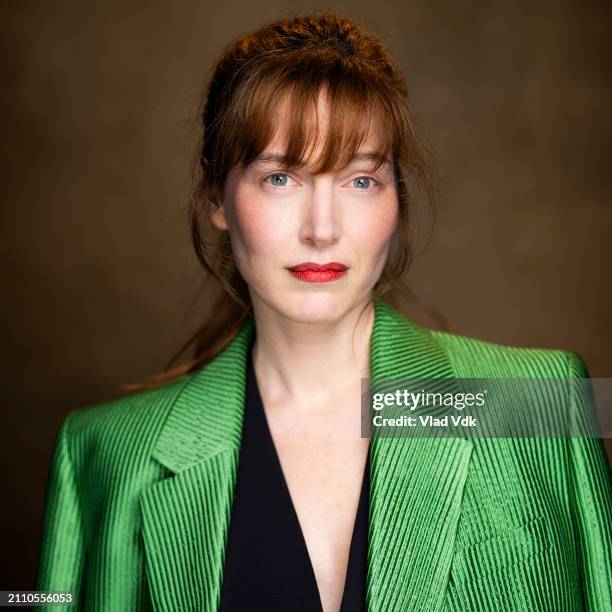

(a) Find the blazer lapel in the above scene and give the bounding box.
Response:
[139,317,255,611]
[367,300,473,612]
[139,298,472,612]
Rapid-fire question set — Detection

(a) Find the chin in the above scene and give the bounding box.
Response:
[274,293,348,323]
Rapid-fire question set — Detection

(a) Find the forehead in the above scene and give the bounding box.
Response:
[274,88,385,150]
[251,150,392,173]
[226,73,400,181]
[250,89,391,174]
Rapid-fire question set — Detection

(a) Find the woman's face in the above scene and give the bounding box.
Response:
[211,92,399,323]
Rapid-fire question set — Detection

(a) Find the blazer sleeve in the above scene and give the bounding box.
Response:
[566,352,612,611]
[36,411,84,607]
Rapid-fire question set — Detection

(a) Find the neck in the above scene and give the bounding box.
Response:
[250,296,375,411]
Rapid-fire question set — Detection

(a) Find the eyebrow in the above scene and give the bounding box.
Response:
[251,151,392,167]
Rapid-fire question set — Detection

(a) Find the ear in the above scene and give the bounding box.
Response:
[209,203,229,231]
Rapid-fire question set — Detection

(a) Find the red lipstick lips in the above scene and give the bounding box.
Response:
[287,262,348,283]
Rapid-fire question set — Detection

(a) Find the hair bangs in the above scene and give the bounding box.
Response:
[230,66,398,176]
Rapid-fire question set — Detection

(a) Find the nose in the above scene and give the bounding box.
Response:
[300,177,341,247]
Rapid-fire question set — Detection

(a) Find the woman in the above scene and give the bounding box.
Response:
[37,11,611,612]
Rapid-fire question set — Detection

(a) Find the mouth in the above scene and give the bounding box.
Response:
[287,262,348,283]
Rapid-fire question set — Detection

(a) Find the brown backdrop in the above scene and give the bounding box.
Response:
[1,0,610,589]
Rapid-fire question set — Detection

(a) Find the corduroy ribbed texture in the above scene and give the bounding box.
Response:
[36,298,612,611]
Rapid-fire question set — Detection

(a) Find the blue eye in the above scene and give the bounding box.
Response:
[264,173,290,187]
[353,176,379,190]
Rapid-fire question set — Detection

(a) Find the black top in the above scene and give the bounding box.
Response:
[218,342,371,612]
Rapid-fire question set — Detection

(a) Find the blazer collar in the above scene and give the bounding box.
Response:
[140,298,473,611]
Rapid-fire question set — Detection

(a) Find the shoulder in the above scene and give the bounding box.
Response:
[376,299,589,379]
[430,327,589,379]
[57,374,191,469]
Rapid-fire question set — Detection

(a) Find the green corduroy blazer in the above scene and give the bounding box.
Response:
[37,298,612,611]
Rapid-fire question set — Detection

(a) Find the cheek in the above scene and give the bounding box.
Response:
[352,198,399,254]
[233,204,266,249]
[231,191,289,258]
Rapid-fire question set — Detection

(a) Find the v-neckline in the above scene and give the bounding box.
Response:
[248,346,370,612]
